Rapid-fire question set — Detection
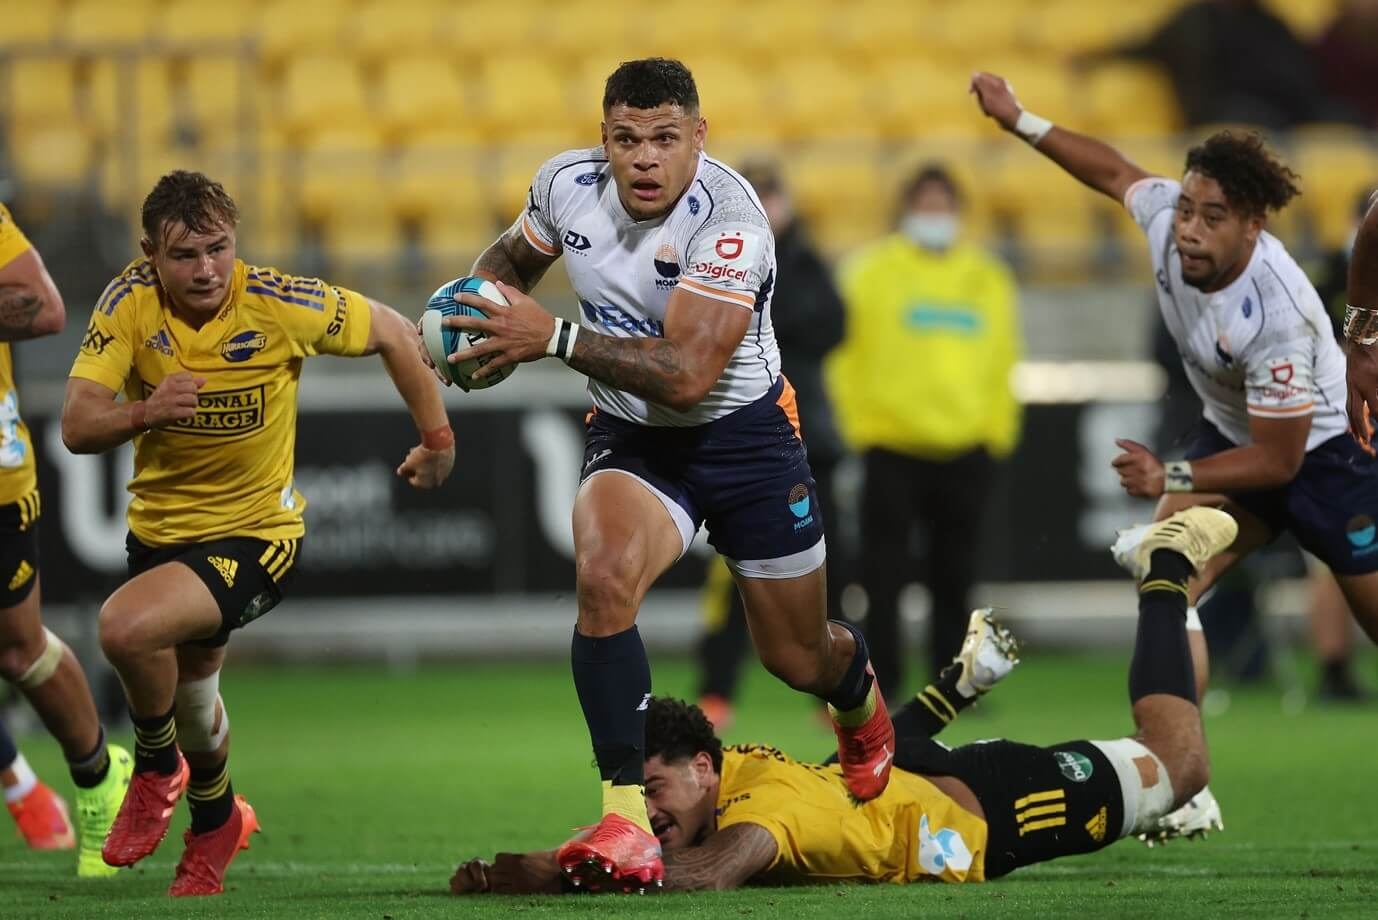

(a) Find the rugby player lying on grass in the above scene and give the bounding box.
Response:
[452,508,1235,894]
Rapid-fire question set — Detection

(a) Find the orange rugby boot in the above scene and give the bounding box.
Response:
[556,812,664,894]
[168,794,260,896]
[8,782,75,850]
[832,668,896,801]
[101,753,189,867]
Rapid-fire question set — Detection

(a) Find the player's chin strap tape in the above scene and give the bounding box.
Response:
[1163,460,1194,494]
[546,318,580,363]
[175,671,229,753]
[1014,108,1053,146]
[17,627,66,688]
[1343,304,1378,346]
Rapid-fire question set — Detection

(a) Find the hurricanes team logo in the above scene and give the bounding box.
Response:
[787,483,811,519]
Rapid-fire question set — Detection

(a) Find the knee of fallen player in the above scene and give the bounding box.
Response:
[175,673,229,759]
[0,624,65,686]
[1132,701,1210,810]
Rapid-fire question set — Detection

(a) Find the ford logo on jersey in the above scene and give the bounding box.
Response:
[1241,296,1253,318]
[222,330,267,362]
[575,172,602,186]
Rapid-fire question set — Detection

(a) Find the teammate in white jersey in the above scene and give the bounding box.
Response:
[1343,193,1378,445]
[973,70,1378,839]
[433,59,894,892]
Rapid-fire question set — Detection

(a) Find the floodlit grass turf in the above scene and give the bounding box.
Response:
[2,650,1375,919]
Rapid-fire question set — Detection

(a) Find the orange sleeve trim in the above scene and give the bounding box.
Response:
[1246,402,1314,417]
[678,278,755,308]
[521,216,558,256]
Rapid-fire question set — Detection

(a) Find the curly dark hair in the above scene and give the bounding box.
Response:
[141,170,239,249]
[644,697,723,773]
[603,58,699,114]
[1183,131,1301,217]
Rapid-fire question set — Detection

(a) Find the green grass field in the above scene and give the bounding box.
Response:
[1,651,1375,919]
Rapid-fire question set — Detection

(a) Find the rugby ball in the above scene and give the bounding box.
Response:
[421,277,516,390]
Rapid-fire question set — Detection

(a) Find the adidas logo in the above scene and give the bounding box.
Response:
[1085,805,1108,843]
[7,560,32,591]
[208,555,238,588]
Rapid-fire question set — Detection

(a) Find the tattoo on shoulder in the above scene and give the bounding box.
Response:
[0,285,42,334]
[472,225,556,292]
[662,823,777,892]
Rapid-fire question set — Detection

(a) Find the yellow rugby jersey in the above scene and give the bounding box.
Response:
[715,745,987,885]
[70,258,371,545]
[0,204,38,508]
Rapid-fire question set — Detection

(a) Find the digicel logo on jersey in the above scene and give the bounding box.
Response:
[690,261,750,283]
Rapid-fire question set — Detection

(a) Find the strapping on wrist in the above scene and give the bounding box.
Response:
[1014,109,1053,146]
[1164,460,1194,493]
[545,317,580,363]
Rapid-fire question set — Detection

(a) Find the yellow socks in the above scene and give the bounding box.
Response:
[601,780,654,835]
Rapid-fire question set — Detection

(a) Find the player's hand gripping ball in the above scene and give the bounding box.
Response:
[420,277,518,390]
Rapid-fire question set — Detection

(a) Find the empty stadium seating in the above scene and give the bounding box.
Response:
[0,0,1366,277]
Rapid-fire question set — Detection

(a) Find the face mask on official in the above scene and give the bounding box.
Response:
[902,179,962,252]
[902,214,961,251]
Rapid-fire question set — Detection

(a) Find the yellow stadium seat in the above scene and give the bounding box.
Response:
[441,0,537,57]
[1,0,63,46]
[979,57,1081,127]
[786,154,889,251]
[5,58,79,128]
[476,56,578,140]
[1084,63,1182,136]
[1293,134,1378,249]
[732,0,834,60]
[317,176,403,265]
[254,0,353,67]
[63,0,155,44]
[294,127,388,222]
[86,57,175,144]
[1021,0,1122,55]
[833,0,932,57]
[987,151,1100,274]
[157,0,253,45]
[932,0,1029,56]
[377,56,470,141]
[542,0,643,60]
[181,57,262,147]
[392,144,489,227]
[1264,0,1343,40]
[492,146,557,223]
[770,56,878,141]
[10,124,93,189]
[689,57,778,144]
[872,59,988,140]
[348,0,447,64]
[278,56,371,141]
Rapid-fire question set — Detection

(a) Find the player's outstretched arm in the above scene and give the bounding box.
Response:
[970,71,1154,204]
[1344,195,1378,442]
[61,374,204,454]
[661,823,778,891]
[361,298,454,489]
[472,221,560,295]
[0,246,65,341]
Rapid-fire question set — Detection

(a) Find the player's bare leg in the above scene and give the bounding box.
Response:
[168,644,259,896]
[1331,571,1378,644]
[0,579,130,876]
[98,564,221,867]
[557,472,683,892]
[734,567,895,800]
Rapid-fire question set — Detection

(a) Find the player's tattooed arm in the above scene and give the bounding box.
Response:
[0,249,65,341]
[661,823,778,891]
[566,288,751,412]
[472,223,558,294]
